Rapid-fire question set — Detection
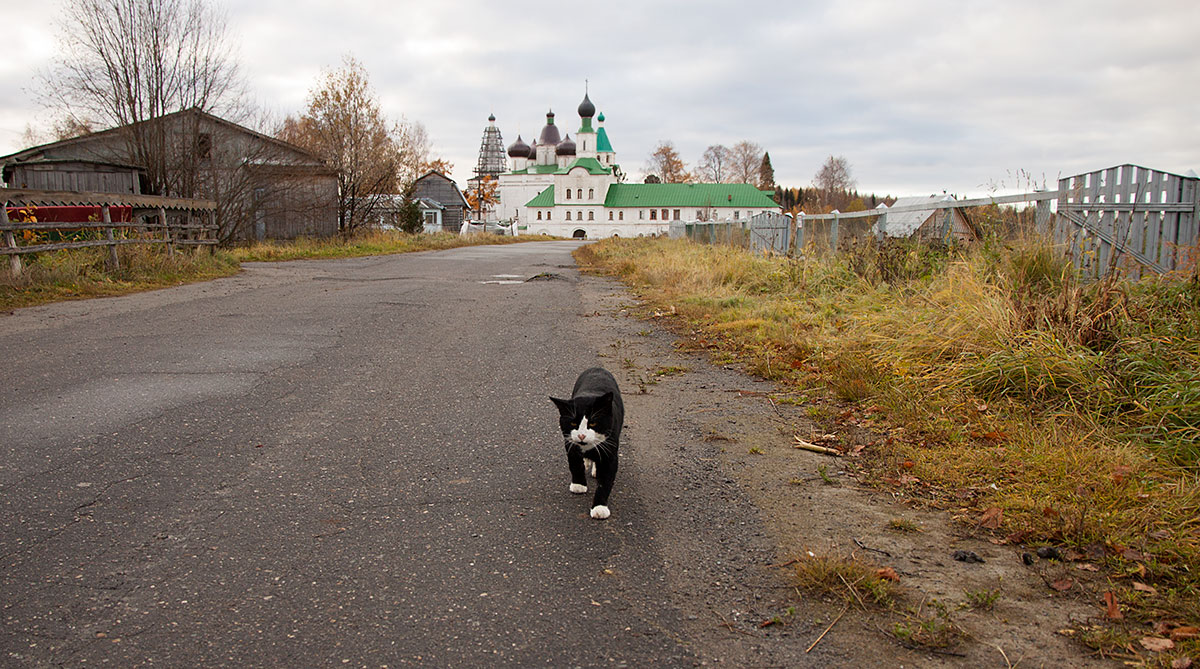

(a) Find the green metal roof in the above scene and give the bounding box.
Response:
[524,182,780,209]
[510,157,611,177]
[602,183,778,208]
[596,127,613,153]
[509,164,563,175]
[525,186,555,207]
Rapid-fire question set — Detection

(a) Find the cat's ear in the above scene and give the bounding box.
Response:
[549,396,573,414]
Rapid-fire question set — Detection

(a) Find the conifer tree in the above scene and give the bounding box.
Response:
[758,152,776,190]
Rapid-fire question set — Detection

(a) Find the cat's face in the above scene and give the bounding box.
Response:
[551,393,615,452]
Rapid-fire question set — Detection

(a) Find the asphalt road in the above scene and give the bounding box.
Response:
[0,241,841,667]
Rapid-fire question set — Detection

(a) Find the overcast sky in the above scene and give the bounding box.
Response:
[2,0,1197,198]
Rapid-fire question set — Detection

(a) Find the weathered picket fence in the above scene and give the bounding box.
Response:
[671,164,1199,281]
[2,188,218,278]
[1056,165,1198,280]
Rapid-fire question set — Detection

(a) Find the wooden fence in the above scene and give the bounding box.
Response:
[1,188,217,278]
[1056,165,1199,280]
[673,164,1199,282]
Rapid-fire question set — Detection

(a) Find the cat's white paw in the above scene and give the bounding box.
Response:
[583,458,596,478]
[569,483,587,494]
[590,505,611,519]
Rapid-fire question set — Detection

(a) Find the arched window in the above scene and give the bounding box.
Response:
[588,211,594,220]
[608,211,613,220]
[576,188,582,199]
[618,211,624,221]
[566,189,571,200]
[566,211,572,221]
[537,211,542,220]
[577,211,582,221]
[588,189,594,199]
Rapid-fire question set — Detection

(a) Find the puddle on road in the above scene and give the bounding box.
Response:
[478,272,566,285]
[479,274,524,285]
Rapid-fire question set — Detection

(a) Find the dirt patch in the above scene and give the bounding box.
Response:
[579,274,1118,667]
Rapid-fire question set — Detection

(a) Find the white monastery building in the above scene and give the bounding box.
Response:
[495,91,780,238]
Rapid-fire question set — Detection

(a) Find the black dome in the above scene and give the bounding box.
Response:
[488,113,496,122]
[507,135,530,158]
[537,110,561,146]
[556,134,576,156]
[577,93,595,118]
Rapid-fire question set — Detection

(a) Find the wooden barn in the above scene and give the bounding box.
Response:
[881,195,976,242]
[0,109,338,242]
[411,171,468,232]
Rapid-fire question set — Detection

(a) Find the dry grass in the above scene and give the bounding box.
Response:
[576,235,1200,639]
[231,230,557,262]
[0,244,240,310]
[1,231,559,310]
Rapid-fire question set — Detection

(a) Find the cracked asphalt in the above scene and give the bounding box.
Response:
[0,241,850,667]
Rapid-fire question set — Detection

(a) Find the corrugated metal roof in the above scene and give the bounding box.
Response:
[883,194,955,237]
[603,183,778,208]
[524,182,780,209]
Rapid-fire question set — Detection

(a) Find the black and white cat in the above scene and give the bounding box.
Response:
[550,367,625,520]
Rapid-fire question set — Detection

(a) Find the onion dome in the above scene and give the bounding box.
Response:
[597,112,605,123]
[538,110,561,146]
[578,92,595,118]
[488,113,496,122]
[556,134,576,156]
[507,134,530,158]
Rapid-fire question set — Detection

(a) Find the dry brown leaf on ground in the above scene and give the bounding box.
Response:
[1140,636,1175,652]
[1104,591,1123,620]
[978,507,1003,530]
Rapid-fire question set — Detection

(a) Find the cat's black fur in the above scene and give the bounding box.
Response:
[550,367,624,519]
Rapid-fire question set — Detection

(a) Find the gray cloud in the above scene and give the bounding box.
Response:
[2,0,1196,198]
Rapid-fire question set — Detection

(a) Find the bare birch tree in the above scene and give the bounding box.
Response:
[697,144,731,183]
[43,0,245,195]
[728,141,764,185]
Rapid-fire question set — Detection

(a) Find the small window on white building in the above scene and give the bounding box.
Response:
[537,211,542,220]
[588,188,594,199]
[639,210,644,220]
[566,211,572,221]
[588,211,594,220]
[650,210,657,220]
[566,189,571,200]
[618,211,624,221]
[577,188,582,199]
[673,209,680,220]
[661,209,668,220]
[734,210,740,220]
[547,211,551,220]
[576,211,582,220]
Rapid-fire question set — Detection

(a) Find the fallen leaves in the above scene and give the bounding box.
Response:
[977,507,1003,530]
[1050,578,1074,592]
[874,567,900,582]
[1139,636,1174,652]
[1103,591,1123,620]
[1132,581,1158,595]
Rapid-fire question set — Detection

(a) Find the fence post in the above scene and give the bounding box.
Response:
[1,202,20,278]
[794,212,805,256]
[876,211,887,241]
[209,209,218,253]
[830,211,840,251]
[159,207,173,258]
[102,205,119,271]
[1035,192,1051,236]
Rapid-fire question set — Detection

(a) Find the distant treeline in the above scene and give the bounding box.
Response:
[773,187,896,215]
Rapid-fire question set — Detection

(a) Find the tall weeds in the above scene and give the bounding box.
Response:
[576,236,1200,611]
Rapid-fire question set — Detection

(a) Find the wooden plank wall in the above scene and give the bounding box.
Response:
[1056,165,1198,280]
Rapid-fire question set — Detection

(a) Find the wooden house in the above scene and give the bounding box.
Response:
[412,171,468,232]
[0,109,338,241]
